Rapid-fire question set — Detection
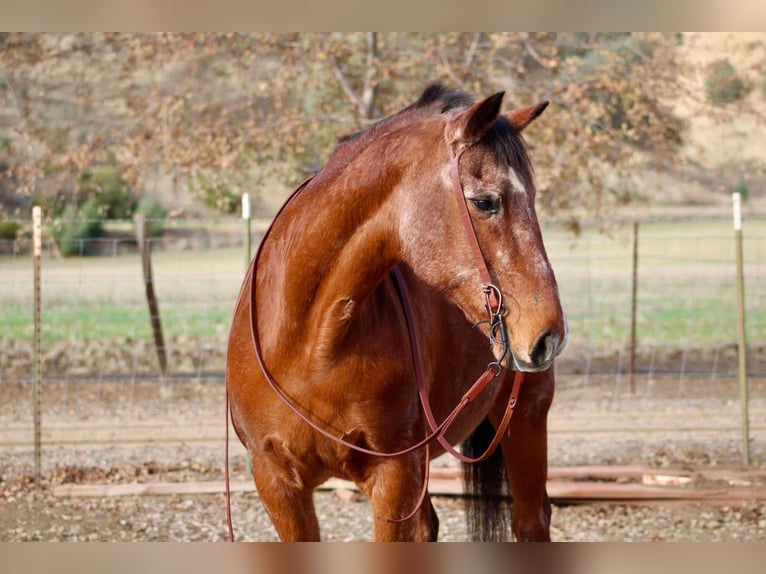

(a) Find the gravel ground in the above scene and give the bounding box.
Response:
[0,452,766,542]
[3,487,765,542]
[2,378,766,542]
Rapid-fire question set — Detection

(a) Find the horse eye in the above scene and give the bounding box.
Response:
[470,197,500,214]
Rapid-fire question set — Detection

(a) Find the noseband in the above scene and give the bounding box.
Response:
[224,120,525,537]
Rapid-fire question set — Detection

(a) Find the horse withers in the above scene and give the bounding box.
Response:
[226,84,567,541]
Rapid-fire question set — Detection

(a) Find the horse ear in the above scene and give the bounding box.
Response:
[449,91,505,145]
[504,101,549,132]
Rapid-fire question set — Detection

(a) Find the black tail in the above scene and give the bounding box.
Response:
[461,417,513,541]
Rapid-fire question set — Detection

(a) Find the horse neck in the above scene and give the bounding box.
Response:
[257,163,404,366]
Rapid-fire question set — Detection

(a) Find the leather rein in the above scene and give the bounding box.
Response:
[224,123,524,539]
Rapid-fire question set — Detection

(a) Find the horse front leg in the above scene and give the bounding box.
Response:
[490,368,555,542]
[415,494,439,541]
[249,435,322,541]
[356,453,431,541]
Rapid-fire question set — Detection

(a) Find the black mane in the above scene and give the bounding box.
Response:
[338,83,473,144]
[411,83,475,114]
[328,83,534,189]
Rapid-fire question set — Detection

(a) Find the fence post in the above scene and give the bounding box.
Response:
[32,206,42,491]
[135,213,168,379]
[732,192,750,466]
[242,193,252,270]
[240,192,253,479]
[629,220,639,394]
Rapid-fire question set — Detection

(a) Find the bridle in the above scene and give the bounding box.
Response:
[444,123,511,375]
[224,120,525,540]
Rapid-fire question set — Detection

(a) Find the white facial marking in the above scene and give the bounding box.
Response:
[507,166,527,196]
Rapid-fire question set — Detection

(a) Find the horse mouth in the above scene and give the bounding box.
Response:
[492,328,567,373]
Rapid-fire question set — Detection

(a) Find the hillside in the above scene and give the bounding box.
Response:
[660,33,766,213]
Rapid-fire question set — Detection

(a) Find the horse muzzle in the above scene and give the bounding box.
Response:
[492,318,568,374]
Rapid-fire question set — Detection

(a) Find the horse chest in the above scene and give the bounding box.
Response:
[427,372,506,452]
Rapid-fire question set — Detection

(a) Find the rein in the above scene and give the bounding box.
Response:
[224,121,525,539]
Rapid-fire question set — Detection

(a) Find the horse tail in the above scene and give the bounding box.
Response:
[461,417,512,541]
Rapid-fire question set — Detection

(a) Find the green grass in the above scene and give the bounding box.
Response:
[3,303,234,343]
[2,219,766,352]
[1,245,246,345]
[542,218,766,349]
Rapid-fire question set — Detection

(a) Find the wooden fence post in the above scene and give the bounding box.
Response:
[135,213,168,379]
[629,220,639,395]
[32,206,42,491]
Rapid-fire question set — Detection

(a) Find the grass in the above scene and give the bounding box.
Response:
[3,303,234,343]
[542,218,766,349]
[1,219,765,352]
[1,245,246,345]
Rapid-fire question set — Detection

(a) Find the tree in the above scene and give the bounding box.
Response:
[0,33,716,222]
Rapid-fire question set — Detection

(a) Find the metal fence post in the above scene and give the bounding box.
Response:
[733,192,750,467]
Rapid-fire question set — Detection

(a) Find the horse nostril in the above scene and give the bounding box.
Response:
[530,330,556,368]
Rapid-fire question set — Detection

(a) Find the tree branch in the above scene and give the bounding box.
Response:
[327,33,379,120]
[463,33,481,69]
[359,32,378,119]
[438,46,465,89]
[329,51,363,116]
[523,40,558,69]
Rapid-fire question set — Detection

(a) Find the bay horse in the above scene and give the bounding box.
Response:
[226,84,567,541]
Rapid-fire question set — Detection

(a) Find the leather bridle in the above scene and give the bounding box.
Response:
[224,120,525,539]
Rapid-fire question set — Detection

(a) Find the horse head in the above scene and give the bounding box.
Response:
[395,88,567,372]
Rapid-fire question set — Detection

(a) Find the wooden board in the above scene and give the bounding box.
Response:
[52,465,766,502]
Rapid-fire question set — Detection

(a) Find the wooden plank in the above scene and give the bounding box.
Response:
[53,478,458,497]
[54,481,254,497]
[433,465,657,480]
[432,464,766,482]
[549,465,650,480]
[545,480,766,502]
[53,476,766,502]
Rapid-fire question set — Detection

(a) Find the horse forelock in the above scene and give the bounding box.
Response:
[483,115,536,193]
[415,86,536,192]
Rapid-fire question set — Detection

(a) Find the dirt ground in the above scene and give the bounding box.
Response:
[2,356,765,541]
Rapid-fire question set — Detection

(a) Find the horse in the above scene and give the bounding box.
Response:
[226,83,567,542]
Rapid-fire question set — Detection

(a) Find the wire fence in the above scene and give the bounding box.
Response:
[1,211,765,465]
[3,218,245,363]
[548,216,766,403]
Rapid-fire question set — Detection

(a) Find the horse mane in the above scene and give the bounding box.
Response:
[314,83,535,191]
[337,83,474,145]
